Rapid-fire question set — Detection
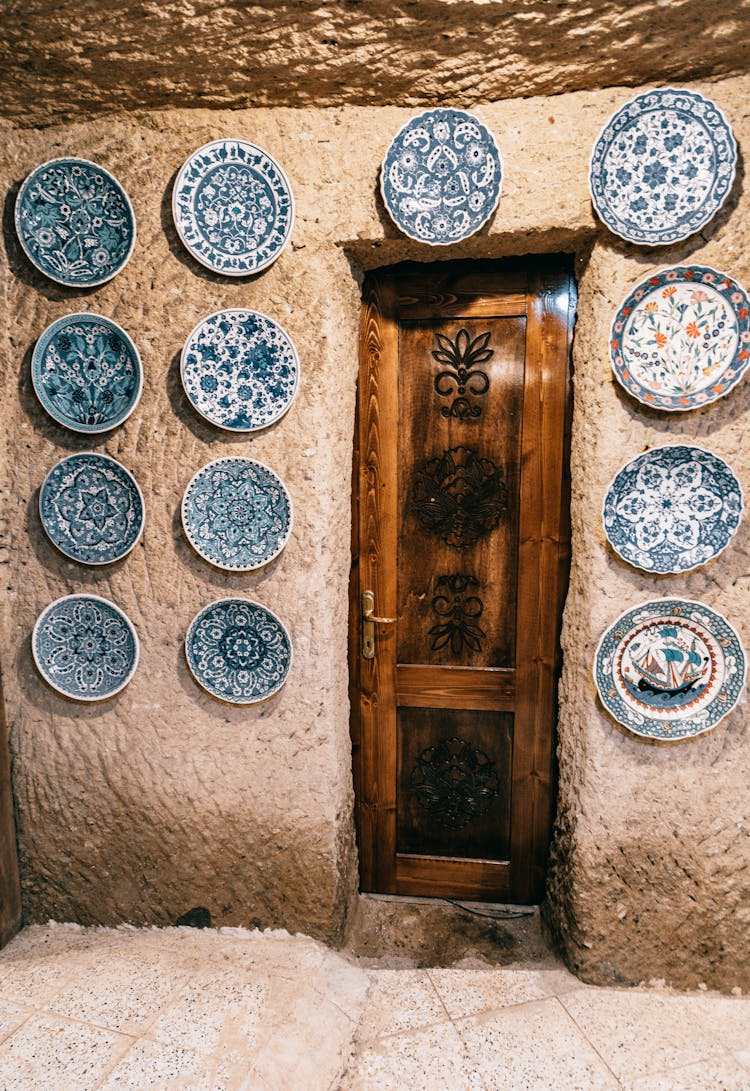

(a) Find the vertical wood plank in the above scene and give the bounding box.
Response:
[0,674,21,947]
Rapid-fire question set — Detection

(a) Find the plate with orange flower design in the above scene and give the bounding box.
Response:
[610,266,750,411]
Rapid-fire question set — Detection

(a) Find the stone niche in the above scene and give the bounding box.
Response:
[1,75,749,992]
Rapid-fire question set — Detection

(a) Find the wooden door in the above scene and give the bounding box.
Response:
[350,258,574,903]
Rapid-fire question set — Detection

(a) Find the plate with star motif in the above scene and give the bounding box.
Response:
[32,313,143,434]
[15,158,136,286]
[180,308,299,431]
[589,88,736,246]
[610,266,750,410]
[39,453,145,565]
[182,457,292,571]
[594,598,745,740]
[381,108,502,244]
[185,598,292,705]
[603,445,743,574]
[33,594,139,702]
[172,139,294,275]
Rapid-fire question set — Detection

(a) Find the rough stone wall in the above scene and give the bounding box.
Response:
[0,76,748,986]
[1,1,750,128]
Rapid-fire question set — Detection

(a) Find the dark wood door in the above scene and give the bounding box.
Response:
[350,258,574,903]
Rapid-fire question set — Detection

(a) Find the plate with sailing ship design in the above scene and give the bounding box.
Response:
[594,599,745,740]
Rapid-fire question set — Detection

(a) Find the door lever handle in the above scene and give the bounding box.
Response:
[362,590,395,658]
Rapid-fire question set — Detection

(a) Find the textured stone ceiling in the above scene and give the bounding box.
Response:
[1,0,750,126]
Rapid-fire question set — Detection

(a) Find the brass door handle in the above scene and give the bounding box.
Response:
[362,590,395,658]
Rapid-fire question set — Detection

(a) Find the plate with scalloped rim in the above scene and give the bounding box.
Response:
[33,593,140,702]
[182,457,292,572]
[610,266,750,410]
[594,598,745,741]
[172,138,294,275]
[181,308,299,432]
[381,108,502,245]
[589,88,736,246]
[185,597,292,705]
[15,157,136,286]
[602,445,743,574]
[40,452,145,565]
[32,313,143,434]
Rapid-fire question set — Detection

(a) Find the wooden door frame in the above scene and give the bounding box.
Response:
[349,255,575,904]
[0,674,21,946]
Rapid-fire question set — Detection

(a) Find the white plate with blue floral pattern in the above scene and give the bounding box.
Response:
[40,453,145,566]
[182,457,292,571]
[15,158,136,286]
[33,594,139,702]
[589,88,736,246]
[185,598,292,705]
[603,445,743,574]
[610,266,750,410]
[172,139,294,275]
[381,108,502,244]
[32,313,143,433]
[181,308,299,432]
[594,598,745,740]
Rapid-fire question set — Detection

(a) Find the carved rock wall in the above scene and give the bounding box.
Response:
[0,75,748,986]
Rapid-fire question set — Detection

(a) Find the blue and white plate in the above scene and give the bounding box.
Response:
[181,309,299,431]
[32,594,139,702]
[610,266,750,411]
[15,158,136,286]
[603,445,743,574]
[40,453,145,565]
[185,598,292,705]
[381,109,502,244]
[172,139,294,275]
[32,313,143,433]
[182,457,292,571]
[589,88,737,246]
[594,599,745,740]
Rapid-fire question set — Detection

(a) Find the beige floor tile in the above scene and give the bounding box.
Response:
[342,1020,485,1090]
[0,1000,31,1045]
[456,996,619,1090]
[45,949,190,1035]
[734,1048,750,1070]
[358,969,447,1039]
[146,971,267,1060]
[626,1054,750,1090]
[99,1036,261,1090]
[561,987,722,1083]
[679,994,750,1052]
[428,964,577,1020]
[0,1013,131,1091]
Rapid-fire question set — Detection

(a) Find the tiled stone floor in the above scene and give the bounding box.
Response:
[0,921,748,1090]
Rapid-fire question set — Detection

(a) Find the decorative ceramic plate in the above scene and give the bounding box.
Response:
[182,457,292,571]
[589,88,736,246]
[185,598,292,704]
[172,139,294,275]
[603,445,743,573]
[32,594,139,701]
[594,599,745,740]
[40,453,145,565]
[610,266,750,410]
[32,313,143,433]
[15,158,136,286]
[181,309,299,431]
[381,108,502,244]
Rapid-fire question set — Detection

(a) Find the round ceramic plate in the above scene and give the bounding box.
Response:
[40,453,145,565]
[594,599,745,741]
[32,313,143,433]
[32,594,139,702]
[589,88,736,246]
[172,138,294,275]
[381,108,502,244]
[182,457,292,571]
[610,266,750,410]
[603,445,743,573]
[181,308,299,431]
[15,157,136,286]
[185,598,292,705]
